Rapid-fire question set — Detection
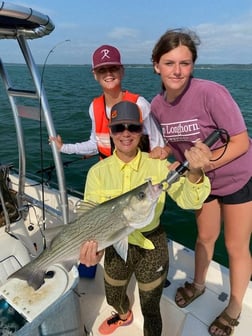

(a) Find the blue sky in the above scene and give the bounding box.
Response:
[2,0,252,64]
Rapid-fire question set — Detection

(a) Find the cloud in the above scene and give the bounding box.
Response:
[194,13,252,63]
[108,27,139,40]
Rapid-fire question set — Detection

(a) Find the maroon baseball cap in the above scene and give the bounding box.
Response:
[92,45,122,69]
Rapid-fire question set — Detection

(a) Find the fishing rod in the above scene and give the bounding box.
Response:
[36,157,85,174]
[37,39,71,230]
[159,128,230,190]
[35,155,96,183]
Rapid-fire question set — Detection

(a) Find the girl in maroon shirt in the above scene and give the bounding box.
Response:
[150,28,252,336]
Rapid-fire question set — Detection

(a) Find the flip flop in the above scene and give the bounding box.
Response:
[175,281,205,308]
[208,309,240,336]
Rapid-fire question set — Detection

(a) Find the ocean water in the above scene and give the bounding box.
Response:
[0,64,252,268]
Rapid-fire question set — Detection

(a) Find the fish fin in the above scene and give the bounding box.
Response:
[74,200,98,213]
[43,226,65,248]
[9,265,46,291]
[113,238,129,262]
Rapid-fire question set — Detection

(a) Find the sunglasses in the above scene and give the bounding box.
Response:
[110,123,142,134]
[96,66,121,74]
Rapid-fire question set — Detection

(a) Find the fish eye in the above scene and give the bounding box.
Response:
[45,270,55,279]
[137,191,146,200]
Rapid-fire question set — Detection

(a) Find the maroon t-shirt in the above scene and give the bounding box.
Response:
[151,77,252,196]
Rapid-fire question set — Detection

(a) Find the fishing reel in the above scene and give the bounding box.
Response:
[159,128,230,191]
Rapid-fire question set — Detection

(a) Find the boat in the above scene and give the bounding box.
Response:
[0,2,251,335]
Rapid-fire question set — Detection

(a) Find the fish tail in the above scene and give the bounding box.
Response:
[8,265,46,291]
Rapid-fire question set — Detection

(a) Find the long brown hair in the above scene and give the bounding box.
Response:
[151,28,201,65]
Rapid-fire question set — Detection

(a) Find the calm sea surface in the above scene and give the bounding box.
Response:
[1,64,252,268]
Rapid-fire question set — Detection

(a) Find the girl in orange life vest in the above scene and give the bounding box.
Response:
[50,45,165,159]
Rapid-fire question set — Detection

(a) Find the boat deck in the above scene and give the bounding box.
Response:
[77,241,252,336]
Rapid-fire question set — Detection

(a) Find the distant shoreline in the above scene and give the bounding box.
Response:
[4,63,252,70]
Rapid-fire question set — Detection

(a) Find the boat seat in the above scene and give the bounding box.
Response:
[0,228,31,286]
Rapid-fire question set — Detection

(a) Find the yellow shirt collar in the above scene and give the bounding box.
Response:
[114,148,142,172]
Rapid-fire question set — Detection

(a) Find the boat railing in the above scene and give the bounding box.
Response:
[0,2,70,225]
[0,1,54,39]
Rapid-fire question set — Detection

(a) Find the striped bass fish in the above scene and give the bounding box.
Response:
[9,181,162,290]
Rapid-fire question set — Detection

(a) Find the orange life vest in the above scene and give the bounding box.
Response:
[93,91,139,159]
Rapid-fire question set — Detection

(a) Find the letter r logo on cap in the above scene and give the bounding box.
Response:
[101,49,110,60]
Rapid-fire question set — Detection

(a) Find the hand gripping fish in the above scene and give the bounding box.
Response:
[8,181,162,290]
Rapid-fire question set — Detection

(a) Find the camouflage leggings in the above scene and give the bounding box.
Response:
[104,226,169,336]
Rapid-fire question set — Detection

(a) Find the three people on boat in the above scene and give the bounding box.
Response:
[52,38,251,336]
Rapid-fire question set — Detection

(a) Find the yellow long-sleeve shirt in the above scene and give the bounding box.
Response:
[84,150,210,248]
